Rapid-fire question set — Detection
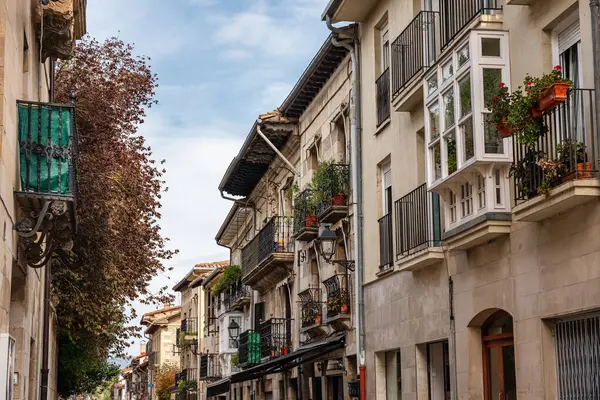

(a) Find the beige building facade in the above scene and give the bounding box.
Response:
[324,0,600,399]
[0,1,86,399]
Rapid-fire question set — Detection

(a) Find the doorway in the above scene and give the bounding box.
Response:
[327,375,344,400]
[482,310,517,400]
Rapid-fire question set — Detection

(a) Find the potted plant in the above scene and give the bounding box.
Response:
[556,139,591,180]
[314,314,322,324]
[537,158,563,197]
[311,161,346,210]
[340,303,349,314]
[487,82,515,138]
[529,65,572,111]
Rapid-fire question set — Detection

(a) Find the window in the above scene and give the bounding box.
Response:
[494,169,503,206]
[449,191,457,223]
[461,183,473,217]
[385,350,402,400]
[427,342,450,400]
[382,165,392,215]
[381,24,390,72]
[477,174,486,209]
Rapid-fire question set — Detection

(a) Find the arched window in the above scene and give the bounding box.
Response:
[481,310,517,400]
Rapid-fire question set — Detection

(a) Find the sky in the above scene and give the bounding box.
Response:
[86,0,331,358]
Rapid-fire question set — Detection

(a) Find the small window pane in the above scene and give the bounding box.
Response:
[429,103,440,140]
[446,132,457,175]
[459,77,472,118]
[483,68,503,105]
[458,45,470,67]
[432,142,441,180]
[442,61,453,81]
[443,89,455,130]
[461,117,474,161]
[484,114,504,154]
[428,75,438,94]
[482,37,501,57]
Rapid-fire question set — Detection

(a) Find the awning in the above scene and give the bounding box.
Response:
[205,334,345,398]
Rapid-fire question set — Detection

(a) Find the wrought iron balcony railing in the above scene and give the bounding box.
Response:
[241,216,294,278]
[199,354,221,381]
[440,0,502,50]
[378,213,394,270]
[226,280,251,311]
[513,89,598,203]
[181,318,198,335]
[395,183,442,258]
[315,164,350,222]
[259,318,293,359]
[299,288,323,328]
[16,101,77,198]
[391,11,438,98]
[293,189,318,238]
[323,274,351,319]
[238,329,261,367]
[376,68,391,127]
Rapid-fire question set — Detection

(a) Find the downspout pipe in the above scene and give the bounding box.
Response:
[326,16,366,400]
[590,0,600,165]
[256,120,300,177]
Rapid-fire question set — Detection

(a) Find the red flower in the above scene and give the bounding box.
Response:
[491,96,499,103]
[527,81,533,86]
[554,65,562,71]
[498,82,505,87]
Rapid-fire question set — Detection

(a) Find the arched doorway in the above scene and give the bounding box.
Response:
[481,310,517,400]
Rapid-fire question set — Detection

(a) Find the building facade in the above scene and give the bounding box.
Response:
[324,0,600,399]
[0,1,86,399]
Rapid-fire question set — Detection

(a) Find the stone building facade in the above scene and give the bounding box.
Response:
[0,1,86,399]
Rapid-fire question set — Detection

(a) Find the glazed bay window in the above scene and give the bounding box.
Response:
[425,30,512,233]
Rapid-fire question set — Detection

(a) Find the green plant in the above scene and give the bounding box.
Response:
[212,265,242,296]
[524,65,572,99]
[510,149,545,197]
[309,160,345,206]
[176,379,197,394]
[447,138,457,174]
[537,158,562,197]
[556,139,585,166]
[232,352,240,367]
[285,182,299,201]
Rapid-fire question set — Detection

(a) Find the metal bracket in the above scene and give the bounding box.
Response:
[333,259,355,272]
[14,200,73,268]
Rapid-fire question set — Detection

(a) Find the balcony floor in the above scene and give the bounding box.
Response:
[396,247,445,272]
[513,179,600,222]
[442,213,511,250]
[242,252,294,292]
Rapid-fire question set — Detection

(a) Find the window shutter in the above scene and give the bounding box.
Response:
[383,168,392,189]
[558,22,581,54]
[254,302,264,329]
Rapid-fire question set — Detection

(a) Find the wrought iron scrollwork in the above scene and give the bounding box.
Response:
[15,200,73,268]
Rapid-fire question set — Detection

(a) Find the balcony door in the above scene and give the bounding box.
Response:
[482,310,516,400]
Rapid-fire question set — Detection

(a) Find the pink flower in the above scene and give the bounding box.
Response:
[554,65,562,71]
[498,82,505,88]
[527,81,533,86]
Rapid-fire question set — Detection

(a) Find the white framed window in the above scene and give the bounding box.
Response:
[494,169,503,206]
[449,191,457,223]
[382,163,392,215]
[477,174,486,210]
[461,183,473,217]
[381,24,390,72]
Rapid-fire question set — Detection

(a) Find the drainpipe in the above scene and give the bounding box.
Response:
[326,16,366,400]
[590,0,600,165]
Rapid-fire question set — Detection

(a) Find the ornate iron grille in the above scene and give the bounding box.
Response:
[199,354,221,380]
[376,69,391,126]
[378,213,394,270]
[259,318,292,359]
[298,288,323,328]
[293,189,316,235]
[315,164,350,217]
[323,274,351,319]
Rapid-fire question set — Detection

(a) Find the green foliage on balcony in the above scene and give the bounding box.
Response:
[212,265,242,296]
[17,101,75,196]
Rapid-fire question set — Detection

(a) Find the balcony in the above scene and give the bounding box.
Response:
[241,216,294,292]
[176,368,198,394]
[293,189,319,241]
[299,288,326,336]
[226,280,251,311]
[323,274,352,331]
[439,0,503,50]
[181,318,198,336]
[376,68,391,127]
[14,101,78,268]
[238,330,261,368]
[512,89,600,222]
[204,304,218,336]
[378,213,394,273]
[199,354,221,381]
[394,184,444,271]
[259,318,293,359]
[391,11,438,109]
[316,164,350,224]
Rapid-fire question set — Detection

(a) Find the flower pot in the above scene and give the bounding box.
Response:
[305,215,318,227]
[314,315,321,324]
[577,162,593,179]
[538,83,570,111]
[530,105,543,120]
[340,304,349,314]
[496,120,516,138]
[281,347,289,355]
[332,194,346,205]
[271,349,278,357]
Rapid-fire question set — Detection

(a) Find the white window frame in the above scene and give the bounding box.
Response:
[477,174,486,210]
[461,183,473,218]
[381,23,390,73]
[494,169,504,207]
[449,191,457,224]
[381,162,392,215]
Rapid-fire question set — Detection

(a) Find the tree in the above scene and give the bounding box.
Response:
[52,37,176,396]
[155,363,178,400]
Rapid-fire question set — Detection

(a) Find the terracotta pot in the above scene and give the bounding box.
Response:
[340,304,349,314]
[530,105,543,120]
[538,83,570,111]
[577,162,593,179]
[281,347,289,355]
[332,194,346,205]
[496,120,515,138]
[315,315,321,324]
[305,215,318,227]
[271,350,278,357]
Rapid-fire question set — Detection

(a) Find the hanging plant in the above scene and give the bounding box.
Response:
[212,265,242,296]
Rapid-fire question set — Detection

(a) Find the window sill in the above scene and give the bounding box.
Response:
[375,118,391,136]
[376,266,395,278]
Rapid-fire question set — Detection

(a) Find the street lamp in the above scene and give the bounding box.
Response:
[318,225,338,263]
[228,319,240,347]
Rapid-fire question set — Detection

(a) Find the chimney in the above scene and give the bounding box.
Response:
[140,341,146,356]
